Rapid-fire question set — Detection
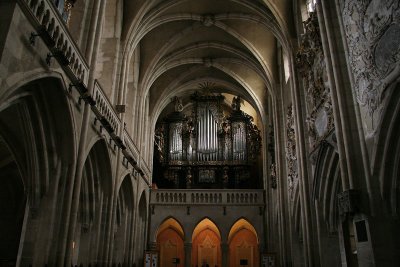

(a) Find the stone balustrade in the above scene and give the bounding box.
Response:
[123,130,139,161]
[93,81,120,132]
[151,189,264,205]
[140,159,151,179]
[21,0,89,85]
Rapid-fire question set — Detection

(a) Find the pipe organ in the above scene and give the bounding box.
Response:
[154,93,261,189]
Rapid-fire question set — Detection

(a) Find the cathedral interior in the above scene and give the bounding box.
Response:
[0,0,399,266]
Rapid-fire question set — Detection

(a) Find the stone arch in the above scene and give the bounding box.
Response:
[113,174,135,266]
[155,217,186,242]
[136,190,148,266]
[373,83,400,216]
[156,217,185,267]
[192,218,222,267]
[312,141,341,266]
[227,218,259,267]
[0,76,75,266]
[73,139,113,266]
[227,218,259,244]
[369,81,400,265]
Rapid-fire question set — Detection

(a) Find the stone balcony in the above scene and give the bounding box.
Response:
[150,189,265,206]
[20,0,89,85]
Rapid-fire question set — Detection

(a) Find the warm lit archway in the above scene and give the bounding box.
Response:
[156,218,185,267]
[192,218,221,267]
[228,219,259,267]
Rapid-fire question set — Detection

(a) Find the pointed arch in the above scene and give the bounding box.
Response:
[74,139,114,265]
[113,174,136,266]
[0,75,76,266]
[192,217,221,241]
[156,217,185,267]
[228,218,259,267]
[373,82,400,216]
[311,141,341,266]
[135,190,148,266]
[312,141,341,233]
[227,218,259,244]
[192,218,222,267]
[156,217,185,241]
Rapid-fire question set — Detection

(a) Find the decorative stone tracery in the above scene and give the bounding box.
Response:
[286,105,298,198]
[342,0,400,124]
[267,124,277,189]
[296,12,334,149]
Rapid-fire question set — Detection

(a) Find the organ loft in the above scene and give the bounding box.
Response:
[154,91,262,190]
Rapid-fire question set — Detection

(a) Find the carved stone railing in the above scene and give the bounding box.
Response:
[140,159,151,179]
[20,0,89,85]
[151,189,264,206]
[122,131,152,183]
[93,81,120,132]
[123,130,139,161]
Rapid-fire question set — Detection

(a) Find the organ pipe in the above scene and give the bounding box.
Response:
[155,92,261,189]
[159,93,260,164]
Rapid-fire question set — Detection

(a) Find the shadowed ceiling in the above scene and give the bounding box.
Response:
[118,0,294,125]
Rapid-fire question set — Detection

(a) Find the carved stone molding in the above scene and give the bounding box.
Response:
[270,163,277,189]
[342,0,400,120]
[296,12,335,149]
[268,125,277,189]
[286,105,298,199]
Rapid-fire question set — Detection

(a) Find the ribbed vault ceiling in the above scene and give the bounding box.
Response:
[119,0,293,125]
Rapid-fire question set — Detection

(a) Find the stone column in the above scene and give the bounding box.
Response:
[184,242,192,267]
[62,0,107,265]
[221,243,228,267]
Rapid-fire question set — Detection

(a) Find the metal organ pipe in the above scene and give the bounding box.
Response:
[211,112,213,160]
[239,126,241,160]
[206,108,209,160]
[208,110,214,160]
[202,108,205,160]
[175,126,178,160]
[173,127,176,160]
[213,116,217,160]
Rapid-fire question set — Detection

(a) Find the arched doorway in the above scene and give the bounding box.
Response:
[156,218,185,267]
[228,219,259,267]
[192,218,221,267]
